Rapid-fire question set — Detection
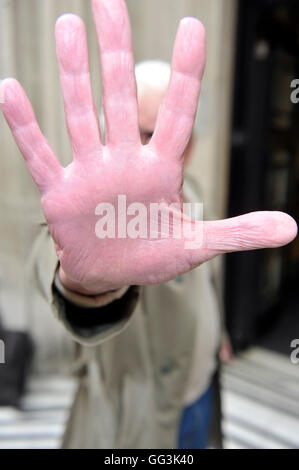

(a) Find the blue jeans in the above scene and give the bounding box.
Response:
[178,384,213,449]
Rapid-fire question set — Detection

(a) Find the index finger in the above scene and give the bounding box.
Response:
[149,18,206,161]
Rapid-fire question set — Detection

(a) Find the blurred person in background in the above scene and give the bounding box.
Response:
[0,0,297,449]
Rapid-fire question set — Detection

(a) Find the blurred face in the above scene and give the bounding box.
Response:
[138,87,165,144]
[137,86,194,163]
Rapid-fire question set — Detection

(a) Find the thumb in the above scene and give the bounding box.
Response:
[185,211,297,266]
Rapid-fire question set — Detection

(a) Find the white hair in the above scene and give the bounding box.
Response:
[134,60,171,96]
[99,60,171,134]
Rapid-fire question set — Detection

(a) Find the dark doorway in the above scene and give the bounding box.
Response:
[225,0,299,353]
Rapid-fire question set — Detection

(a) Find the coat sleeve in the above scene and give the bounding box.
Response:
[28,225,140,347]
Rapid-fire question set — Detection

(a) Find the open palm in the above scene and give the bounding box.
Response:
[1,0,297,294]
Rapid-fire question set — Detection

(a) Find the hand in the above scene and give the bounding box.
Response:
[219,335,234,363]
[0,0,297,295]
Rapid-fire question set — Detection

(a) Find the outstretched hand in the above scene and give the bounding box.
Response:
[0,0,297,295]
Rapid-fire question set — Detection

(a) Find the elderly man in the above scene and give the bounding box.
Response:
[0,0,297,449]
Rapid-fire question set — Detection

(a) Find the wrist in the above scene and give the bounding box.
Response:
[58,266,123,296]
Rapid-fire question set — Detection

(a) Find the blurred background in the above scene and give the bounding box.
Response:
[0,0,298,449]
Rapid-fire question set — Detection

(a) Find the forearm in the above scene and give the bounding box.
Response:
[53,276,140,345]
